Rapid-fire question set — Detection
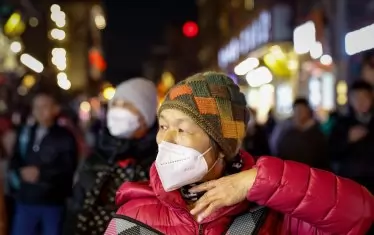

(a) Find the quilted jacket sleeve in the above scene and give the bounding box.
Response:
[247,156,374,234]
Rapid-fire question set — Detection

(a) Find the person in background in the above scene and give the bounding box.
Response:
[361,51,374,87]
[270,98,329,169]
[0,184,5,235]
[264,108,276,136]
[105,72,373,235]
[0,113,9,235]
[9,91,78,235]
[3,112,33,235]
[321,110,339,136]
[65,78,158,234]
[330,80,374,193]
[58,114,88,160]
[242,108,270,158]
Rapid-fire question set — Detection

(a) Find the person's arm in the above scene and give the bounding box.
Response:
[269,123,282,156]
[8,130,24,190]
[1,130,16,158]
[247,157,374,234]
[313,127,330,170]
[258,126,271,156]
[329,120,353,160]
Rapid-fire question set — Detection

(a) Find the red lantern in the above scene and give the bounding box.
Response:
[89,49,107,71]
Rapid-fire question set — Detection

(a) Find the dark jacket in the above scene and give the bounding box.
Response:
[9,123,78,205]
[272,120,329,170]
[329,111,374,192]
[242,124,270,158]
[64,123,158,234]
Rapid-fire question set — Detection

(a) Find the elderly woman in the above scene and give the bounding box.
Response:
[106,72,373,235]
[65,78,159,234]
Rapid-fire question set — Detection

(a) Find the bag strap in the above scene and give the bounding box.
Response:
[108,214,164,235]
[226,205,268,235]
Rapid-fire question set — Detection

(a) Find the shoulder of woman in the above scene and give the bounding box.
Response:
[116,181,154,207]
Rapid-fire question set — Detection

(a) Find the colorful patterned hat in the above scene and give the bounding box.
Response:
[158,71,249,158]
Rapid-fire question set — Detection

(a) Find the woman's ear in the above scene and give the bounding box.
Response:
[235,140,243,153]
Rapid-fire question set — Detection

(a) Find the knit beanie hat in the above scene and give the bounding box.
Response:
[110,78,158,128]
[158,72,249,158]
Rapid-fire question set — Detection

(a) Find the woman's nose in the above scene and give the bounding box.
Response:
[163,129,177,144]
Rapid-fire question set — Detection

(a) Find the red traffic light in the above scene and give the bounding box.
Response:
[183,21,198,38]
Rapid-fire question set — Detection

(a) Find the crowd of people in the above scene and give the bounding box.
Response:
[0,72,373,235]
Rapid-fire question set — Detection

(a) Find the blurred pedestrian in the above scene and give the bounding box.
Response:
[270,98,329,169]
[264,108,276,136]
[0,184,5,235]
[361,51,374,87]
[58,114,88,160]
[2,111,34,234]
[9,91,78,235]
[65,78,158,234]
[321,110,339,136]
[242,108,270,158]
[330,80,374,193]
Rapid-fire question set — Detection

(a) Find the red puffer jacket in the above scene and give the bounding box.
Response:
[109,151,374,235]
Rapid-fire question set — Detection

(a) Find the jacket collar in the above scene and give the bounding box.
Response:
[97,122,158,164]
[149,150,255,223]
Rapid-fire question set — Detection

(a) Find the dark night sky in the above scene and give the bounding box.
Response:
[102,1,197,84]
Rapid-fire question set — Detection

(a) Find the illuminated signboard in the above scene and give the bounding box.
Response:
[218,11,271,69]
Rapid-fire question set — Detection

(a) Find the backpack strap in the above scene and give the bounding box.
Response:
[226,205,268,235]
[106,214,163,235]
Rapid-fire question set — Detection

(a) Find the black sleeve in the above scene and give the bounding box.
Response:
[68,152,104,212]
[257,126,271,156]
[314,127,330,170]
[39,131,78,184]
[8,130,24,190]
[328,119,352,161]
[9,131,22,170]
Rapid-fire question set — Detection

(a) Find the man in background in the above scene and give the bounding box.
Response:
[330,81,374,193]
[270,98,329,169]
[9,92,78,235]
[361,51,374,87]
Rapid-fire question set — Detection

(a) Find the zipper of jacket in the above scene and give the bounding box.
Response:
[198,224,203,235]
[163,203,205,235]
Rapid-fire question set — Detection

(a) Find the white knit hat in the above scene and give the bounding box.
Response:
[110,78,158,128]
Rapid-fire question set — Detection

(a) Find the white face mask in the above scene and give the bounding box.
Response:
[155,141,214,192]
[106,108,140,138]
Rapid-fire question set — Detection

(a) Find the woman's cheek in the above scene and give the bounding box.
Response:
[156,132,164,144]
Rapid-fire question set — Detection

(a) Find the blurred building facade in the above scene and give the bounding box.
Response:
[143,23,201,104]
[345,0,374,84]
[198,0,364,122]
[163,25,201,82]
[199,0,297,122]
[0,0,106,99]
[199,0,374,122]
[47,0,106,95]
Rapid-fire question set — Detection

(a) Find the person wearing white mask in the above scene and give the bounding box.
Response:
[105,72,373,235]
[64,78,158,235]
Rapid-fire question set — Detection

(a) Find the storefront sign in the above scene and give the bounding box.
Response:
[218,11,271,69]
[345,23,374,55]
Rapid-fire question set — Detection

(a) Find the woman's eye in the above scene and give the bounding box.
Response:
[178,128,185,133]
[159,125,167,130]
